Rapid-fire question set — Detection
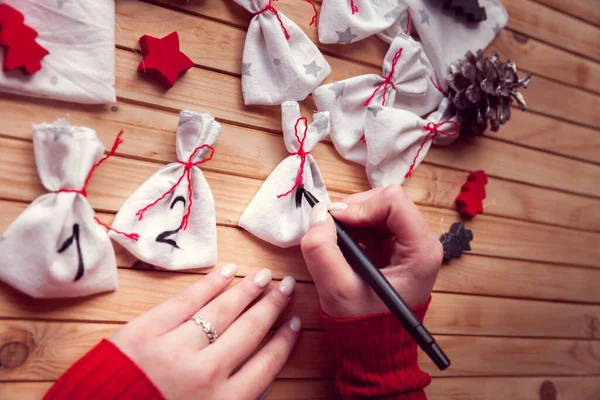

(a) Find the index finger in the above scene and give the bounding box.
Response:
[331,185,430,245]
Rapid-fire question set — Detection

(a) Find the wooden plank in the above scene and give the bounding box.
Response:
[4,377,600,400]
[0,267,599,339]
[0,320,599,380]
[531,0,600,27]
[115,0,378,84]
[503,0,600,62]
[2,99,599,231]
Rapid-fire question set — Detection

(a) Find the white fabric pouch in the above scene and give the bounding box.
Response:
[0,120,118,298]
[110,111,220,271]
[365,99,459,187]
[379,0,508,89]
[0,0,116,104]
[313,32,444,166]
[239,101,331,248]
[318,0,409,44]
[232,0,331,105]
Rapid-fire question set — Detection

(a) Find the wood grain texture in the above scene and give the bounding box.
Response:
[1,97,599,231]
[531,0,600,27]
[0,320,599,381]
[4,377,600,400]
[503,0,600,62]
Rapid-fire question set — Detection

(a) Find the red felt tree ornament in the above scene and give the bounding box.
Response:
[0,3,49,75]
[455,170,487,219]
[137,31,194,89]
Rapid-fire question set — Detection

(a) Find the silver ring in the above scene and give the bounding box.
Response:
[189,316,218,343]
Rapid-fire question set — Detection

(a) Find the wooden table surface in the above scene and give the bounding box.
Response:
[1,0,600,398]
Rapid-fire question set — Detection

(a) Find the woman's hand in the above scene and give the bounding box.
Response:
[110,266,300,400]
[301,185,443,318]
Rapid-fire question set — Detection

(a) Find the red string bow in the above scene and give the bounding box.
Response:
[57,130,139,241]
[405,121,460,179]
[364,48,403,107]
[277,117,310,199]
[255,0,290,40]
[136,144,215,231]
[349,0,359,14]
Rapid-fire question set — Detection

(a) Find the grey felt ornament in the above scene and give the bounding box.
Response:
[439,222,473,261]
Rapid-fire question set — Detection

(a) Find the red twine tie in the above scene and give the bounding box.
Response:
[405,121,460,179]
[364,48,403,107]
[349,0,359,14]
[405,9,411,34]
[57,130,139,241]
[255,0,290,40]
[135,144,215,231]
[277,117,310,199]
[305,0,318,26]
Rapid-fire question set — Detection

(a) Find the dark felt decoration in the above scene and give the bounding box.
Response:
[439,222,473,261]
[0,3,49,75]
[444,0,487,23]
[137,31,194,89]
[455,170,488,218]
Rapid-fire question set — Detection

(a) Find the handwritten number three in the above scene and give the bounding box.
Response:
[58,224,85,282]
[156,196,186,249]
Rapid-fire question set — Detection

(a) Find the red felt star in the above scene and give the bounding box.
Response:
[137,32,193,89]
[455,170,488,219]
[0,3,49,75]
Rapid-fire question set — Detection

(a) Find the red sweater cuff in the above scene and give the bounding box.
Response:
[44,339,165,400]
[321,297,432,400]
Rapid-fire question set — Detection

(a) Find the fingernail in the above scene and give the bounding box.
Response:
[219,263,238,278]
[328,202,348,211]
[278,276,296,296]
[288,316,302,333]
[254,268,272,288]
[309,202,329,226]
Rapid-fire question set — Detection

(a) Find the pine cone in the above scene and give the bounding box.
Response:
[447,50,533,136]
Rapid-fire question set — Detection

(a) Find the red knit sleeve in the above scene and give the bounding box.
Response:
[321,296,432,400]
[44,339,165,400]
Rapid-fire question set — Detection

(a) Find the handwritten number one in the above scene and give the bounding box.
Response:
[57,224,85,282]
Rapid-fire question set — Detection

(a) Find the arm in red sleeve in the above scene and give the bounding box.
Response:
[44,339,165,400]
[321,296,432,400]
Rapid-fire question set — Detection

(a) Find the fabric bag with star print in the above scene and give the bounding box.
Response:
[110,111,220,271]
[0,120,119,298]
[232,0,331,105]
[317,0,409,44]
[312,32,444,166]
[0,0,115,104]
[239,101,331,248]
[378,0,508,89]
[365,99,459,187]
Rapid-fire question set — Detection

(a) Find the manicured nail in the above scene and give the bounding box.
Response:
[309,201,329,226]
[278,276,296,296]
[288,316,302,333]
[254,269,272,288]
[328,202,348,211]
[219,263,238,278]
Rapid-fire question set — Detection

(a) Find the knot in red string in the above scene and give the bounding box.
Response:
[255,0,290,40]
[364,48,403,107]
[349,0,359,14]
[136,144,215,231]
[305,0,318,26]
[277,117,310,199]
[405,120,460,179]
[55,130,139,241]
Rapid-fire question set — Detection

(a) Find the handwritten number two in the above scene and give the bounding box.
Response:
[155,196,186,249]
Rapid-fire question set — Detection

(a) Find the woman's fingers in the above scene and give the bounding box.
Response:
[118,264,238,339]
[163,269,275,350]
[201,277,296,372]
[227,317,301,399]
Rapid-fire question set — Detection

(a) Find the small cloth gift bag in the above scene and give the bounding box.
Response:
[379,0,509,89]
[365,99,459,187]
[110,111,220,270]
[239,101,330,248]
[313,32,444,166]
[318,0,409,44]
[232,0,331,105]
[0,120,132,298]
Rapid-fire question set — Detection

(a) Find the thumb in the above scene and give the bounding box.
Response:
[301,202,361,309]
